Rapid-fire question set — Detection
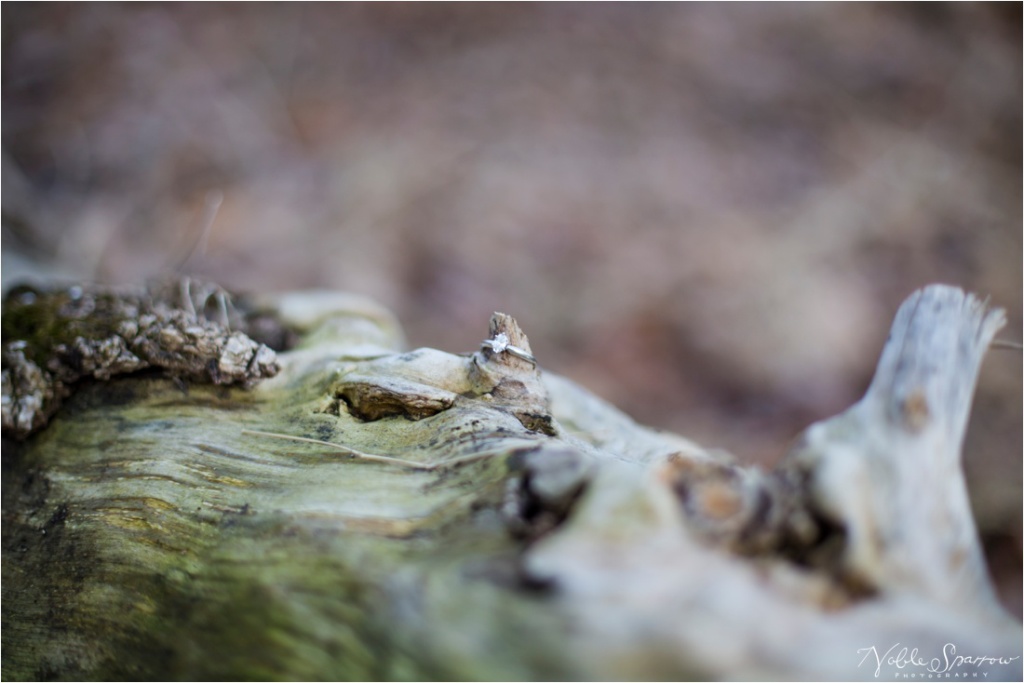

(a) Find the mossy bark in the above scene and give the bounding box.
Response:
[2,286,1021,680]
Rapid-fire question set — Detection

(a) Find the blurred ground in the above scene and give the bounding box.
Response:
[2,4,1021,614]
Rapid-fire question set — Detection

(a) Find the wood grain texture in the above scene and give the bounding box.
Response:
[2,285,1020,680]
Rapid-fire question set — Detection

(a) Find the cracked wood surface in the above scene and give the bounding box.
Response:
[1,285,1020,680]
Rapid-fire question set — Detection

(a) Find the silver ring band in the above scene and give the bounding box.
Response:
[480,333,536,365]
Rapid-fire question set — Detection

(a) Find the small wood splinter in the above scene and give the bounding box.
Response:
[991,339,1022,351]
[241,429,502,471]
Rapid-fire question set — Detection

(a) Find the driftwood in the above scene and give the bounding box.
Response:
[2,283,1020,680]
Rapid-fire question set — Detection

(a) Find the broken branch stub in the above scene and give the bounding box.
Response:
[784,285,1008,615]
[1,285,1019,680]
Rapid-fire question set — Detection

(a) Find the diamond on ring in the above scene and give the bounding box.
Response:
[490,333,510,353]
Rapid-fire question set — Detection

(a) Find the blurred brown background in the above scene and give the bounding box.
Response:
[3,4,1020,613]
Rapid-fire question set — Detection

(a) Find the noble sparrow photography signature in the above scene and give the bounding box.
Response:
[858,643,1021,678]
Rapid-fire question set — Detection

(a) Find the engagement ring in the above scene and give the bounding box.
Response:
[480,333,536,365]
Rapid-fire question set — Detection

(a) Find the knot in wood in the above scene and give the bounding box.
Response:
[900,388,931,432]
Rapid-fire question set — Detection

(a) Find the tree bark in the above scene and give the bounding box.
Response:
[2,284,1020,680]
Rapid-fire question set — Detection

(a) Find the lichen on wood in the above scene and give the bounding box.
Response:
[1,279,281,439]
[1,284,1020,680]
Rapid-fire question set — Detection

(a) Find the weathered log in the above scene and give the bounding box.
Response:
[2,283,1020,680]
